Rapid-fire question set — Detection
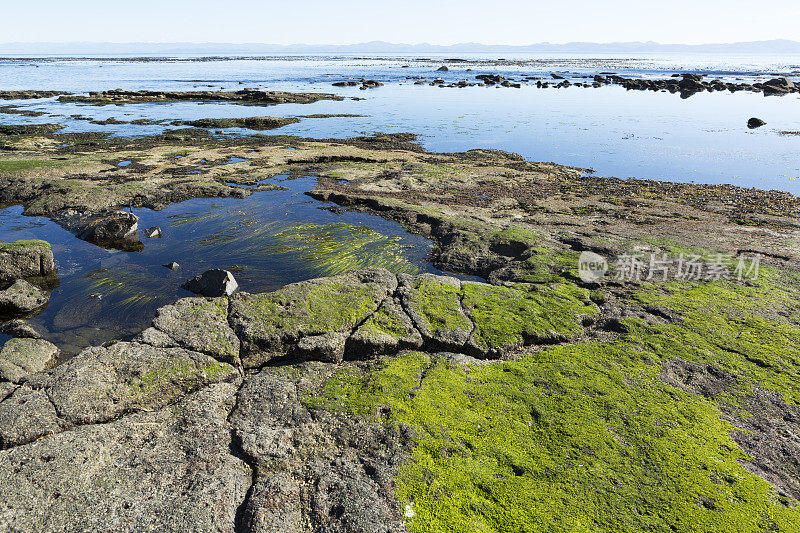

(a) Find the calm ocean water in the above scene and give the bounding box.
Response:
[1,53,799,192]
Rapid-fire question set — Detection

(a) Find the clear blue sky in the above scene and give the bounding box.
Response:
[3,0,799,44]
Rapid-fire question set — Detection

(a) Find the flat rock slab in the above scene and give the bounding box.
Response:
[145,296,240,363]
[230,268,397,368]
[0,341,237,448]
[0,337,58,383]
[0,383,251,532]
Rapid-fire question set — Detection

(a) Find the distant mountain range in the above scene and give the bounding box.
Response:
[1,40,800,56]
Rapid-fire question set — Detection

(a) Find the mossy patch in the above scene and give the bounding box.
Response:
[463,282,598,351]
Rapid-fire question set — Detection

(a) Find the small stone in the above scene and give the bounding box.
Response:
[145,226,162,238]
[748,117,766,129]
[163,262,180,271]
[182,269,238,297]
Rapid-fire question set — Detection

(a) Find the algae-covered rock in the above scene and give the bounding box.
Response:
[0,279,49,315]
[0,383,251,532]
[147,296,240,363]
[398,273,474,352]
[0,239,56,283]
[348,297,423,358]
[0,341,238,448]
[230,268,397,368]
[0,337,58,383]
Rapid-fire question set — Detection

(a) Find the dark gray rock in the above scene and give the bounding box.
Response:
[183,269,239,297]
[231,366,408,533]
[0,279,49,315]
[163,261,180,270]
[74,211,142,250]
[1,319,43,339]
[748,117,766,129]
[0,338,58,383]
[0,383,251,532]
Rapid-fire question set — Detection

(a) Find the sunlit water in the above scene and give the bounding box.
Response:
[0,54,799,354]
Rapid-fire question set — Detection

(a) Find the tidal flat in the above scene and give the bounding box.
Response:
[0,55,799,532]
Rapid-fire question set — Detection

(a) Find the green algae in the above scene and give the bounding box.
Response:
[310,341,800,532]
[358,305,409,339]
[237,278,383,342]
[0,239,51,251]
[407,276,472,336]
[463,282,598,351]
[0,159,70,173]
[305,267,800,531]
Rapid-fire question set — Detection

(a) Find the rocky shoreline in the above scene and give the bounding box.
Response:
[1,124,800,531]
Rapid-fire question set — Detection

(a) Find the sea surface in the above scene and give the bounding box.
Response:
[0,53,798,353]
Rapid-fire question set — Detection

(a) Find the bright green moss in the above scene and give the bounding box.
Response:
[408,277,472,336]
[311,343,800,532]
[0,239,51,251]
[631,275,800,403]
[359,306,409,339]
[463,282,598,351]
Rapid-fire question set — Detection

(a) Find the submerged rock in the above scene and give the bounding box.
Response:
[0,319,43,339]
[0,239,56,283]
[0,337,58,383]
[0,279,49,315]
[182,269,238,297]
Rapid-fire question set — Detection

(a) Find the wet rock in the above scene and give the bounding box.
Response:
[163,261,180,270]
[62,210,142,251]
[437,66,449,71]
[0,319,43,339]
[748,117,766,129]
[762,78,797,95]
[0,279,49,315]
[145,296,240,363]
[0,338,58,383]
[0,239,56,283]
[0,383,251,532]
[144,226,162,238]
[182,269,239,297]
